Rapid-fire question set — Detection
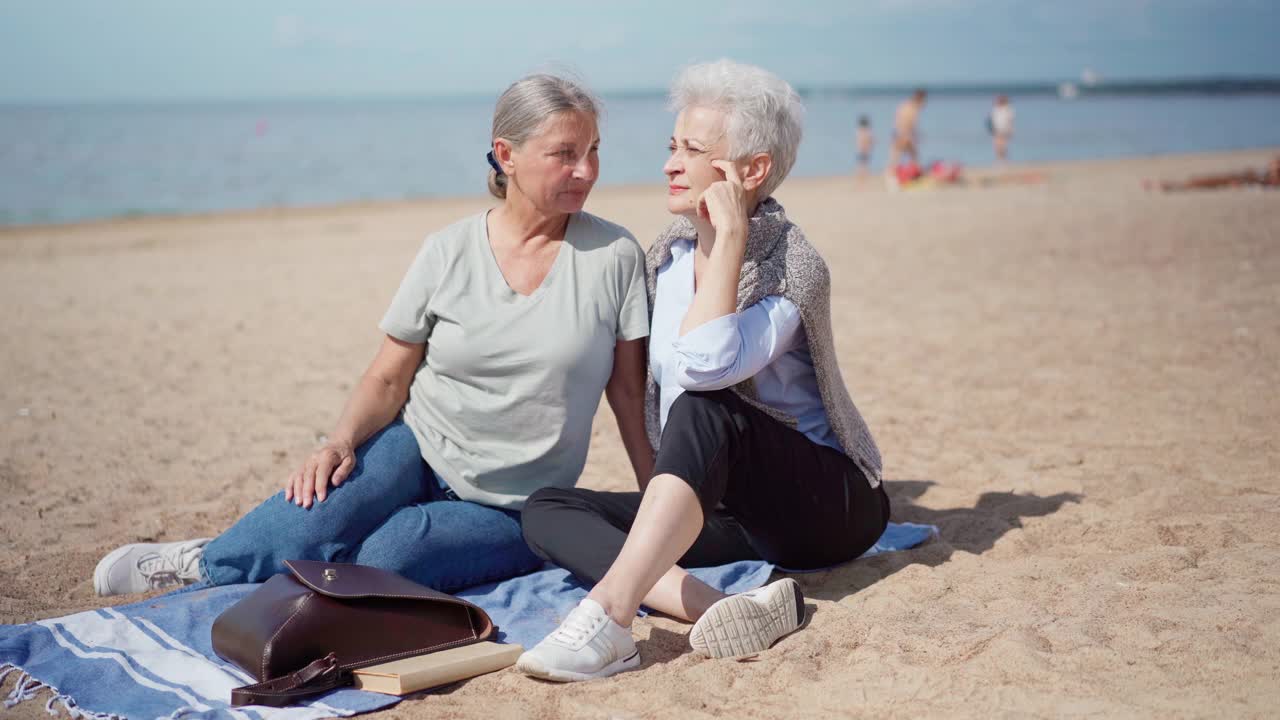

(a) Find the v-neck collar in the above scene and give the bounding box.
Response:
[481,210,573,302]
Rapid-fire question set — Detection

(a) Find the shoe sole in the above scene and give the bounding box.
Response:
[515,649,641,682]
[93,544,138,596]
[689,578,805,660]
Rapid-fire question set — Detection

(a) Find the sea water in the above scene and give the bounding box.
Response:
[2,93,1278,226]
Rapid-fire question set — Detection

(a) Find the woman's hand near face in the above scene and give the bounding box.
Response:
[697,160,750,244]
[680,160,752,336]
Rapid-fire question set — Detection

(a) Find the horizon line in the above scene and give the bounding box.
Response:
[3,74,1280,107]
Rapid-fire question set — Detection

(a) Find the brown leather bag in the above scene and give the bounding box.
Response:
[211,560,496,707]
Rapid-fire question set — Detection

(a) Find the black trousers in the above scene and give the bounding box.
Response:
[522,389,890,586]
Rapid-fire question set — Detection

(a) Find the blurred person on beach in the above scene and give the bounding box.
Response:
[1146,155,1280,191]
[988,94,1014,163]
[516,60,887,682]
[886,88,926,184]
[854,115,874,175]
[92,74,654,597]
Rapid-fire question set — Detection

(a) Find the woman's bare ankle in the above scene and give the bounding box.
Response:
[586,587,635,628]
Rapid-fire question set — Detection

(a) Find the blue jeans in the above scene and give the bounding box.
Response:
[200,420,543,593]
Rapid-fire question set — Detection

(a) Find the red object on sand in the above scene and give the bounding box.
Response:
[929,161,963,182]
[896,162,922,183]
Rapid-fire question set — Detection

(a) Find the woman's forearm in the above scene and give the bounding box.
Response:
[329,370,412,449]
[680,229,746,335]
[609,386,655,490]
[606,338,655,489]
[328,336,425,450]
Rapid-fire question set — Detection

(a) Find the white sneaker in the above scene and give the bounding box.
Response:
[93,538,212,596]
[689,578,805,659]
[515,598,641,682]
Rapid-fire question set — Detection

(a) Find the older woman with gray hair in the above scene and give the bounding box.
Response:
[518,60,888,681]
[92,73,652,598]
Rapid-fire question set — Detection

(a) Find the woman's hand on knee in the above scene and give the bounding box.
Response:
[285,440,355,509]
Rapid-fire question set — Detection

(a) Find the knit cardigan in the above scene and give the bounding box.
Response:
[643,197,883,487]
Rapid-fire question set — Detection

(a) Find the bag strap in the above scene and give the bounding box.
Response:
[230,653,348,708]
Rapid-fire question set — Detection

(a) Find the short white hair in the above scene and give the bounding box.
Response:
[669,60,804,199]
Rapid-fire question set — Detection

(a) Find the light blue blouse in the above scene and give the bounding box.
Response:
[649,239,843,453]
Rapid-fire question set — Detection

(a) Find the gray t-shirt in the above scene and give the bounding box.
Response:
[380,210,649,510]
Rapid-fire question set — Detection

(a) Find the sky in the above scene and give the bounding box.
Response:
[2,0,1278,102]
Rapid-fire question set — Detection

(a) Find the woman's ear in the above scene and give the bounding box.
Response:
[493,138,515,173]
[742,153,773,192]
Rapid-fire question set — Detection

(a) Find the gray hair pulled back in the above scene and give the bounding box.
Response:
[488,74,601,199]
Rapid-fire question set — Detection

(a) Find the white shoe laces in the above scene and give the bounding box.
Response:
[549,605,603,647]
[136,543,203,590]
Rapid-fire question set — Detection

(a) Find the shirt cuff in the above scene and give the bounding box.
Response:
[672,313,740,375]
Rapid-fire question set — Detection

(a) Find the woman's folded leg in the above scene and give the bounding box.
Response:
[522,488,759,585]
[653,390,889,570]
[352,497,544,593]
[517,389,889,676]
[199,420,434,585]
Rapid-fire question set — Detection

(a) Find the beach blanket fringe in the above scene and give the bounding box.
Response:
[1,663,123,720]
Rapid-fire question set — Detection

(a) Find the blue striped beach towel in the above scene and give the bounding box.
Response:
[1,522,936,718]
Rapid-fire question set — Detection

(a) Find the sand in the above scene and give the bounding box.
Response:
[2,149,1278,718]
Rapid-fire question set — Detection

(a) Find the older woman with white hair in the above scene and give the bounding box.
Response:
[517,60,888,681]
[92,73,652,600]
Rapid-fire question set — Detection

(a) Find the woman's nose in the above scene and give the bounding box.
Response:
[572,154,597,182]
[663,154,680,176]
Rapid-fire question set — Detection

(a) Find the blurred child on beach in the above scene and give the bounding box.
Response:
[988,95,1014,164]
[855,115,874,176]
